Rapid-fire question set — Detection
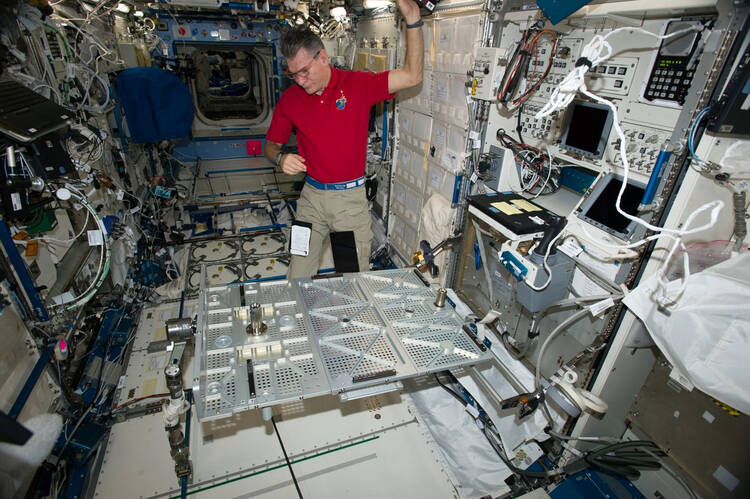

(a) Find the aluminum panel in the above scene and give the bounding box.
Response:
[194,268,491,421]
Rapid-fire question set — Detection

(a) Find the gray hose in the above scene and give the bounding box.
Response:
[733,191,747,252]
[535,308,591,389]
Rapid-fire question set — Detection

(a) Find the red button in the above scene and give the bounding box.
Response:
[178,27,186,36]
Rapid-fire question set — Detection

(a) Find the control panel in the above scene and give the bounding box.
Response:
[588,57,638,97]
[154,17,284,59]
[485,13,712,184]
[643,19,708,107]
[471,47,505,101]
[608,123,672,175]
[518,103,563,142]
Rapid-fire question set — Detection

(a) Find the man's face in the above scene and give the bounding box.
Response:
[286,47,328,95]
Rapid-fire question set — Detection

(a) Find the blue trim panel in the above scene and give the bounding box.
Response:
[9,344,54,419]
[0,220,49,321]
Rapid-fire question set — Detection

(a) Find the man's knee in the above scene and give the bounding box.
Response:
[287,254,318,279]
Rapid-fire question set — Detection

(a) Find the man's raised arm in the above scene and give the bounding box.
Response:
[388,0,424,94]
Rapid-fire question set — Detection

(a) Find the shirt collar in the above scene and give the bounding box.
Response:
[321,66,342,100]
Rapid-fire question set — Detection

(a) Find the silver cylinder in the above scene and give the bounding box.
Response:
[165,364,183,398]
[165,318,194,342]
[261,406,273,421]
[246,303,267,336]
[5,146,16,169]
[434,287,447,308]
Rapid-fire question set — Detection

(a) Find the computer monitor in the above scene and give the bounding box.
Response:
[577,173,646,241]
[558,100,614,159]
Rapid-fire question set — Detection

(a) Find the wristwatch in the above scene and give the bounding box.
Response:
[274,151,284,166]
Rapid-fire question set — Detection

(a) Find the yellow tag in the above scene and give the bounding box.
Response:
[510,198,542,212]
[491,201,522,215]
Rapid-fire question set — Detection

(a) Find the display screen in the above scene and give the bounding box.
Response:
[660,21,700,57]
[583,178,645,234]
[561,103,610,156]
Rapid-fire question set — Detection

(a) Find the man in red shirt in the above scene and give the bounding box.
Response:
[265,0,424,278]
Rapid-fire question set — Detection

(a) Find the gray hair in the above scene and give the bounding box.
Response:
[279,26,324,60]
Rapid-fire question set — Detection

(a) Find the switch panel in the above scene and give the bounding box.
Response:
[470,47,505,101]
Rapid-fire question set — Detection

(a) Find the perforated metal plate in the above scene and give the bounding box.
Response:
[194,268,491,421]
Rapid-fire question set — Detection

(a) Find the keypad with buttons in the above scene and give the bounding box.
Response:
[643,22,705,107]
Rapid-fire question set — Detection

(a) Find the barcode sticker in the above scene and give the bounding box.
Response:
[87,230,104,246]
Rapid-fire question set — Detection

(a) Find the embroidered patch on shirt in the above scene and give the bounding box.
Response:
[336,90,347,110]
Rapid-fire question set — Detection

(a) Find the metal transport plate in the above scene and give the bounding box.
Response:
[193,268,491,421]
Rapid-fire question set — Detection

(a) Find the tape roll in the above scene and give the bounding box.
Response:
[556,381,608,418]
[578,389,608,418]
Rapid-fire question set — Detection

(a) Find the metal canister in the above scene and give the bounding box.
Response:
[246,303,267,336]
[434,287,447,308]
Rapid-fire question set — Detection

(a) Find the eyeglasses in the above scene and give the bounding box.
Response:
[284,50,321,80]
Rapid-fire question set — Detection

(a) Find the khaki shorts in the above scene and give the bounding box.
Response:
[287,184,372,278]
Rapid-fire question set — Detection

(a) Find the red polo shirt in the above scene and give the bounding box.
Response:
[266,67,394,183]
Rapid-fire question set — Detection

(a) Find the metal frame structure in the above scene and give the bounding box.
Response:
[193,268,491,421]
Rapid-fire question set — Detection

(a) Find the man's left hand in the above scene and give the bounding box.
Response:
[395,0,421,25]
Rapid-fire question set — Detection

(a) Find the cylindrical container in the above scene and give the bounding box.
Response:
[246,303,267,336]
[165,318,194,342]
[434,287,447,308]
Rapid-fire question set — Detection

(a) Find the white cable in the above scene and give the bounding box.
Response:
[535,26,701,121]
[49,187,111,311]
[532,145,554,199]
[524,227,566,291]
[534,25,723,305]
[32,210,90,244]
[535,307,591,389]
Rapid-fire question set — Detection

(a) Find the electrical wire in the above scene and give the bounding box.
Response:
[688,106,712,168]
[640,447,699,499]
[50,187,111,311]
[271,416,304,498]
[496,130,561,196]
[32,210,90,245]
[524,227,566,292]
[535,25,724,306]
[484,424,563,478]
[434,373,469,406]
[497,26,560,108]
[567,440,666,480]
[58,405,93,457]
[535,307,594,389]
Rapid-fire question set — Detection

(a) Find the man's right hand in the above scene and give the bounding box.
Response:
[280,153,307,175]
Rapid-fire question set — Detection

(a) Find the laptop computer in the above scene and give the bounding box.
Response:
[0,80,71,142]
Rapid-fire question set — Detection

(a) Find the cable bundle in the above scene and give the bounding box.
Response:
[496,129,560,196]
[497,27,559,108]
[533,25,724,306]
[564,440,666,481]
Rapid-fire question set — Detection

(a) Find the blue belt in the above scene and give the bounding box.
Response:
[305,175,366,190]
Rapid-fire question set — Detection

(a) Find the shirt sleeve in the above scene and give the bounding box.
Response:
[361,70,396,107]
[265,93,294,145]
